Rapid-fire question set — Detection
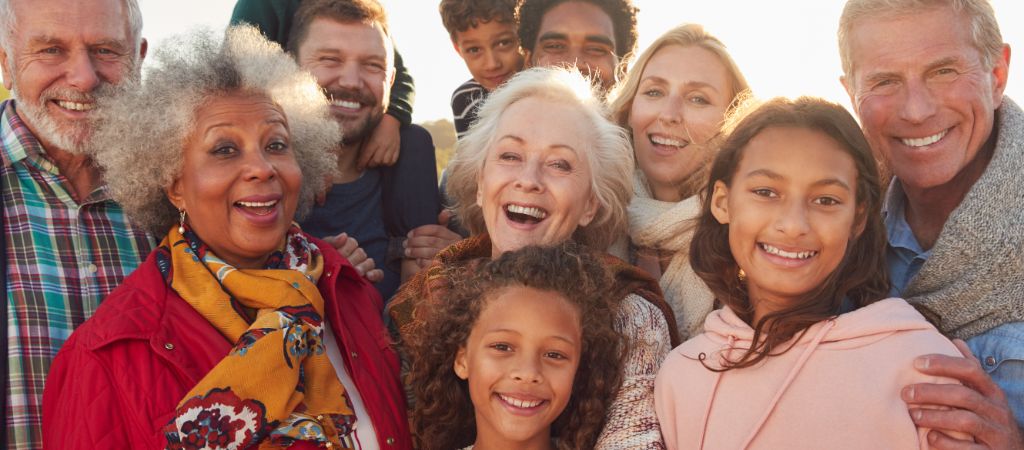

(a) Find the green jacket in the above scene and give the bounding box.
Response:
[231,0,415,125]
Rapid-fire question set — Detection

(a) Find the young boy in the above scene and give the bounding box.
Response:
[439,0,524,137]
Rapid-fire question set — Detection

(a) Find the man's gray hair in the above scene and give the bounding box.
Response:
[91,25,339,235]
[445,66,634,251]
[0,0,144,52]
[838,0,1003,77]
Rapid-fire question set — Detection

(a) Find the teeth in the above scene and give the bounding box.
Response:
[56,101,95,111]
[900,129,947,147]
[651,135,685,147]
[331,99,361,109]
[760,243,816,260]
[499,394,543,409]
[237,200,278,208]
[507,204,547,219]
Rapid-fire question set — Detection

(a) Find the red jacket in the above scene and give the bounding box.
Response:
[42,236,411,450]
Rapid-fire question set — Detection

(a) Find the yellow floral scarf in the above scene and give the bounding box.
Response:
[160,224,356,450]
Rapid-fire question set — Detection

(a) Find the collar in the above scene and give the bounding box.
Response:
[883,178,930,257]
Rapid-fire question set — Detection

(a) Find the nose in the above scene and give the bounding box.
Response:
[484,49,502,71]
[333,61,361,90]
[242,146,276,181]
[510,355,543,384]
[774,198,811,237]
[64,50,101,92]
[658,94,685,125]
[898,80,938,124]
[513,160,544,193]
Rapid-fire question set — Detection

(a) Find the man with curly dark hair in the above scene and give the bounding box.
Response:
[517,0,638,92]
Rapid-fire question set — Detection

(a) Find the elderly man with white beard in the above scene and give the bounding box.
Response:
[0,0,151,448]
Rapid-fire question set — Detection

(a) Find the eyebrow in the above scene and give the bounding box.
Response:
[488,328,579,346]
[537,31,615,48]
[203,118,288,137]
[28,35,129,51]
[497,134,579,153]
[745,168,852,191]
[641,76,720,92]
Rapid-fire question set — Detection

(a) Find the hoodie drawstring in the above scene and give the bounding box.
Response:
[739,320,836,449]
[697,334,736,450]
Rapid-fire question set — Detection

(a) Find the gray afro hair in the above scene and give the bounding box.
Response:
[91,25,339,235]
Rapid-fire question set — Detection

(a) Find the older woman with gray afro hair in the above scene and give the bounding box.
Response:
[42,25,412,449]
[390,67,679,449]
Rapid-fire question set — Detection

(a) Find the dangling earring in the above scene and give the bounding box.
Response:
[178,210,187,234]
[737,268,747,282]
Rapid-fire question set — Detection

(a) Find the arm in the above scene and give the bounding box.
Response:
[904,340,1024,449]
[43,345,135,450]
[402,210,463,277]
[595,294,671,450]
[359,49,416,170]
[229,0,297,48]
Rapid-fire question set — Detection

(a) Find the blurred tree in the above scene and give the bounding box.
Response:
[419,118,456,178]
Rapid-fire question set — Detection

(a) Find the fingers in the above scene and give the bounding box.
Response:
[915,354,1003,400]
[404,232,460,260]
[922,428,986,450]
[365,268,384,283]
[322,232,348,250]
[351,255,374,277]
[437,209,453,226]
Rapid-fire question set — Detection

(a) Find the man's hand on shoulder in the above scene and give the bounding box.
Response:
[322,232,384,283]
[904,339,1023,449]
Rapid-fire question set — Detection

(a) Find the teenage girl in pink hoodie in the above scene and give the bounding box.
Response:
[654,97,963,450]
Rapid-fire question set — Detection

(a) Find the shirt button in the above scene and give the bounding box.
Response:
[325,443,333,448]
[164,343,175,350]
[317,415,324,421]
[985,356,997,366]
[350,351,358,359]
[386,437,394,445]
[326,271,332,278]
[87,263,98,273]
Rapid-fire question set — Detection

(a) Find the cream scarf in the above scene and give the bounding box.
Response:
[625,171,714,340]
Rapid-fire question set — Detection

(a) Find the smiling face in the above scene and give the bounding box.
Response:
[296,17,394,145]
[629,44,735,202]
[454,19,525,91]
[166,93,302,269]
[710,126,861,319]
[454,285,582,450]
[528,1,618,91]
[842,7,1008,193]
[476,96,599,257]
[0,0,143,154]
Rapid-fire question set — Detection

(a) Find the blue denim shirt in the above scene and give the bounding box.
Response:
[885,182,1024,428]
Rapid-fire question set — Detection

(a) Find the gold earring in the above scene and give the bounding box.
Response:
[737,268,746,282]
[178,210,186,234]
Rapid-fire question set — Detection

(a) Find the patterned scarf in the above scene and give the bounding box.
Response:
[159,224,356,450]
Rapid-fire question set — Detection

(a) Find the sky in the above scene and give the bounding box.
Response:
[138,0,1023,124]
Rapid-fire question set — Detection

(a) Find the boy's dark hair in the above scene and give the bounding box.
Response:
[406,241,625,450]
[689,96,892,371]
[439,0,521,42]
[517,0,638,60]
[286,0,390,55]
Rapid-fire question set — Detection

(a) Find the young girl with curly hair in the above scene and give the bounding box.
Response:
[654,97,965,449]
[405,242,625,450]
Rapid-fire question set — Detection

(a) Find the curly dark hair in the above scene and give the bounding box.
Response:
[439,0,521,42]
[689,96,891,371]
[406,242,625,450]
[517,0,638,60]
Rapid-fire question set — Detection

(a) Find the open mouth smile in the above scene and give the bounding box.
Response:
[758,243,817,260]
[899,128,949,148]
[234,199,279,216]
[504,203,548,224]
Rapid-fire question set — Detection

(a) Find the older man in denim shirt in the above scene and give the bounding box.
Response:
[840,0,1023,448]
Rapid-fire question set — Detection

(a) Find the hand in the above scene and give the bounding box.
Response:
[903,339,1024,449]
[358,114,401,171]
[322,232,384,283]
[404,210,462,269]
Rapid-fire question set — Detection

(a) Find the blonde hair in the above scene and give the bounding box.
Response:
[607,23,750,199]
[446,66,634,251]
[838,0,1003,77]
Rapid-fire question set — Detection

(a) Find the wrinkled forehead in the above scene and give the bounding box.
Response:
[298,17,393,64]
[8,0,135,47]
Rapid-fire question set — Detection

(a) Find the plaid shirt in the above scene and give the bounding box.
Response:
[1,100,155,450]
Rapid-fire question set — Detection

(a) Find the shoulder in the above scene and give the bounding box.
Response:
[399,123,435,153]
[451,79,486,101]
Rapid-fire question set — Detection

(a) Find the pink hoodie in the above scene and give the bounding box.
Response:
[654,298,962,450]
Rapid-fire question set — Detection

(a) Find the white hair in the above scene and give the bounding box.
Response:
[0,0,144,54]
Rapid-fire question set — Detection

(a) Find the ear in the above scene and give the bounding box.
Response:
[840,75,858,116]
[475,171,484,208]
[990,44,1011,108]
[138,37,148,62]
[454,346,469,380]
[165,176,186,212]
[709,180,730,225]
[0,46,12,91]
[577,192,599,228]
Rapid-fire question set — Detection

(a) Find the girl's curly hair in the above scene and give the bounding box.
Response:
[405,241,625,450]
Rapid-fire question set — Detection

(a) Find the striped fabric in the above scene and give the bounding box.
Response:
[1,100,155,450]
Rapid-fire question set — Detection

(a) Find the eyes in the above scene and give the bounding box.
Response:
[463,39,517,56]
[210,139,291,157]
[497,151,574,173]
[640,87,712,106]
[540,40,613,57]
[750,187,844,207]
[487,342,571,361]
[315,56,386,73]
